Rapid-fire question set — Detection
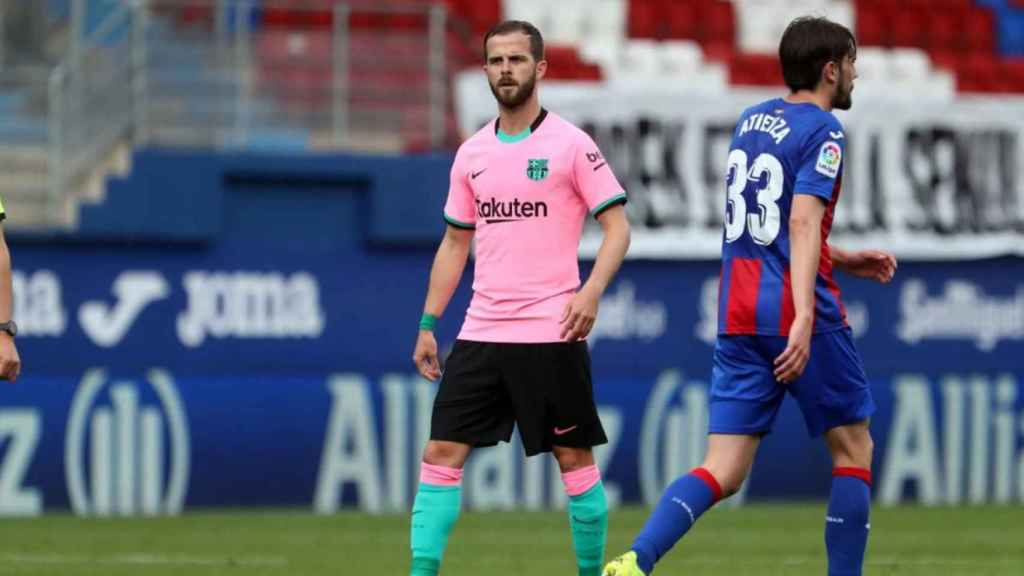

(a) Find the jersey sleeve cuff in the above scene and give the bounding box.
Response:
[590,193,628,219]
[443,213,475,230]
[793,188,832,203]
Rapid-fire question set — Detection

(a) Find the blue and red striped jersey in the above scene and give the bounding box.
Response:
[718,98,848,336]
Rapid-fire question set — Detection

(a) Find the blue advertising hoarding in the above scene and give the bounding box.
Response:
[2,245,1022,516]
[0,150,1021,516]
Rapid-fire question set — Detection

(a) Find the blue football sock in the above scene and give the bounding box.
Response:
[631,468,722,574]
[825,468,872,576]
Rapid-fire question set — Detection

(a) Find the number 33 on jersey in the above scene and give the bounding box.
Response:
[718,98,850,337]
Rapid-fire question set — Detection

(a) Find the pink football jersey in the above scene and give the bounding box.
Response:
[443,110,627,343]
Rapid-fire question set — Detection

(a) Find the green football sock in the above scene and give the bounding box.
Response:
[410,483,461,576]
[568,481,609,576]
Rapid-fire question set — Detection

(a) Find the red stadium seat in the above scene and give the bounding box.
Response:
[544,46,604,81]
[1005,59,1024,92]
[957,53,1001,92]
[703,0,735,46]
[887,5,925,48]
[729,53,783,86]
[854,4,884,46]
[628,0,662,39]
[965,7,996,54]
[926,9,963,52]
[928,50,961,74]
[666,2,699,40]
[450,0,500,37]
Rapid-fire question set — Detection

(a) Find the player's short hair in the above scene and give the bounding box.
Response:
[483,20,544,63]
[779,16,856,92]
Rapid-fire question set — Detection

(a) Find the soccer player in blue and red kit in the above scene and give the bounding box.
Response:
[605,16,897,576]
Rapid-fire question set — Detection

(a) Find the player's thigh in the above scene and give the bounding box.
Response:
[501,342,607,457]
[430,340,515,448]
[789,328,876,437]
[709,335,787,436]
[824,420,874,469]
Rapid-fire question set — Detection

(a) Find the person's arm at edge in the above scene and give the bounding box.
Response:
[0,225,21,382]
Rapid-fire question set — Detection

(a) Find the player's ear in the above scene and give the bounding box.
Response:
[535,58,547,80]
[823,60,839,86]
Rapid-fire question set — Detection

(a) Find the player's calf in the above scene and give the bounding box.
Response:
[409,460,465,576]
[824,423,873,576]
[555,448,608,576]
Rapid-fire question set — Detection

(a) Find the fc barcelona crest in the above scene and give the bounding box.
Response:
[526,158,549,181]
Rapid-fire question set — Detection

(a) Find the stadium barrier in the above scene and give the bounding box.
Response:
[0,151,1021,516]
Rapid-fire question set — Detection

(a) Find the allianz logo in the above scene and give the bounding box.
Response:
[65,369,189,516]
[638,370,748,508]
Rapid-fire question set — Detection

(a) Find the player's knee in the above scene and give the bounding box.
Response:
[553,447,594,473]
[830,430,874,470]
[854,434,875,469]
[717,473,747,498]
[701,464,748,498]
[422,441,469,468]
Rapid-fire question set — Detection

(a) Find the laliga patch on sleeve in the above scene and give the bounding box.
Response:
[815,141,842,179]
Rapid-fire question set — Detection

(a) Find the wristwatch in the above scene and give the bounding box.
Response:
[0,321,17,338]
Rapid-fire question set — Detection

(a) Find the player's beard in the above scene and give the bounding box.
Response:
[489,70,537,110]
[833,68,853,110]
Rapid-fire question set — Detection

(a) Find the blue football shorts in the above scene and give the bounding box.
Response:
[708,327,875,437]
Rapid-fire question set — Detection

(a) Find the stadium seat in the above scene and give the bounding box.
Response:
[665,1,699,40]
[851,46,889,85]
[729,52,783,85]
[926,9,963,51]
[965,7,997,53]
[888,48,933,82]
[547,0,589,45]
[732,0,853,53]
[582,0,628,44]
[502,0,552,34]
[620,39,663,77]
[543,45,604,81]
[853,46,955,99]
[660,40,706,76]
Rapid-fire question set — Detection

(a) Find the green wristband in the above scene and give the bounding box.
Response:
[419,313,437,331]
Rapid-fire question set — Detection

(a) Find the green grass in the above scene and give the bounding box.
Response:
[0,505,1021,575]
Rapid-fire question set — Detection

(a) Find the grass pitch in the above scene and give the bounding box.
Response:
[0,504,1021,575]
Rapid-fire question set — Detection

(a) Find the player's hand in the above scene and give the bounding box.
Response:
[774,314,812,384]
[413,330,441,381]
[841,250,897,284]
[560,286,600,341]
[0,334,21,383]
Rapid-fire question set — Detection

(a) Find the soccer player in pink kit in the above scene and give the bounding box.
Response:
[408,20,631,576]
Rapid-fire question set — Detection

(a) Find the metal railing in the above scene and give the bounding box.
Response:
[37,0,467,228]
[49,0,138,220]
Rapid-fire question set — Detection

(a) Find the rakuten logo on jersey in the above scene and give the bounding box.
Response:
[475,197,548,224]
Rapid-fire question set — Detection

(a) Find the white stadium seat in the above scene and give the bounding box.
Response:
[732,0,855,54]
[582,0,627,44]
[852,47,954,100]
[660,41,706,77]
